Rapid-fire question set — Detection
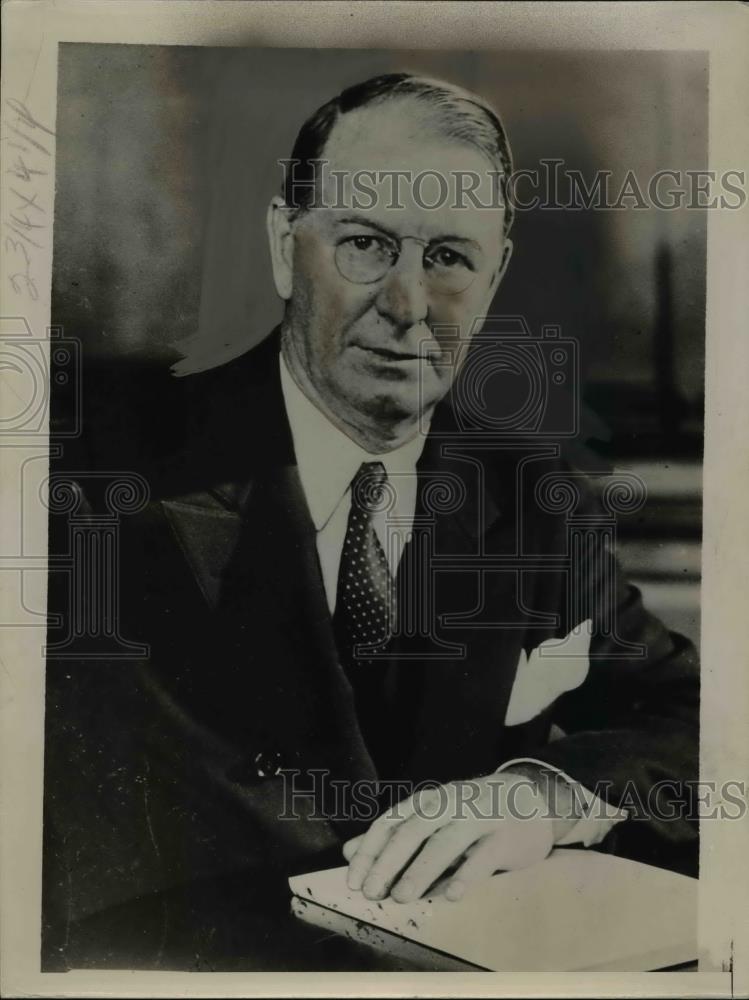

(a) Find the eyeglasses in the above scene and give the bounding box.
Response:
[334,233,482,296]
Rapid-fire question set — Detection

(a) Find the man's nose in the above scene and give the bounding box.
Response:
[374,245,429,330]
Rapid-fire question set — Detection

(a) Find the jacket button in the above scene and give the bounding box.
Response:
[226,749,285,785]
[252,750,284,779]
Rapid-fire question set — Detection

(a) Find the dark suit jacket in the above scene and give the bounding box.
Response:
[43,330,699,957]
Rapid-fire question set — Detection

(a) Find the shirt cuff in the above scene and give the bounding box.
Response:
[495,756,630,848]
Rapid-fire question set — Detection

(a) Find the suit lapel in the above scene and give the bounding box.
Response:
[218,463,378,779]
[160,333,379,788]
[386,424,531,783]
[160,495,243,610]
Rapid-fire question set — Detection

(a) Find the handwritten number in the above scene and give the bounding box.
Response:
[9,187,45,213]
[6,154,46,181]
[5,235,31,264]
[5,98,57,137]
[9,272,39,301]
[2,98,52,300]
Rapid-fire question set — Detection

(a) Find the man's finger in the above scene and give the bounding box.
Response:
[346,784,447,892]
[445,817,554,901]
[444,836,504,901]
[390,822,480,903]
[346,809,407,891]
[342,834,363,862]
[361,809,451,900]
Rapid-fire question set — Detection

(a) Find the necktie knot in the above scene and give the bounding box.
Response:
[350,461,390,517]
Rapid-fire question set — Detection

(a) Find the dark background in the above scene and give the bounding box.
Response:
[51,44,706,645]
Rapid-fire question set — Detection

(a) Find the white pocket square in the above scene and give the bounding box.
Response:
[504,620,593,726]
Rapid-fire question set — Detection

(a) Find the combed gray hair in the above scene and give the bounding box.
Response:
[283,72,514,235]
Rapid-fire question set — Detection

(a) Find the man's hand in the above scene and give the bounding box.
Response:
[343,769,576,903]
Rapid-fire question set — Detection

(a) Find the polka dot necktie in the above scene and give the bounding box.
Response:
[333,461,398,674]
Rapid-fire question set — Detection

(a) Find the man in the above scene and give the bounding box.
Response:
[44,73,699,955]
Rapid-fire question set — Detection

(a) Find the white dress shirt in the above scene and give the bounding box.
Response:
[280,353,425,614]
[279,353,628,846]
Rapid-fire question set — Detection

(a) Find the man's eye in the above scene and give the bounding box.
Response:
[347,235,382,253]
[335,235,396,283]
[426,246,471,270]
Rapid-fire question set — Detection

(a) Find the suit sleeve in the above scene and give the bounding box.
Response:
[517,466,700,867]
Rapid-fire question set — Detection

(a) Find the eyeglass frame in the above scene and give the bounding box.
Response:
[331,230,486,296]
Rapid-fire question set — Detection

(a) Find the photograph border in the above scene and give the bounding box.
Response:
[1,2,747,996]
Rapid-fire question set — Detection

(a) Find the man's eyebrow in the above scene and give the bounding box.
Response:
[336,215,400,239]
[336,215,482,249]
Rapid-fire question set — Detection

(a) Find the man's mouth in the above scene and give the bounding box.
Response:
[356,345,426,362]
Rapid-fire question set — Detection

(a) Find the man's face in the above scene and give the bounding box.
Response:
[273,100,510,447]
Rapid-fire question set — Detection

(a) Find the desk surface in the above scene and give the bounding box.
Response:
[55,860,697,974]
[59,862,460,972]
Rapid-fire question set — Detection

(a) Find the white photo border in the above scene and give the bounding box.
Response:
[1,2,747,996]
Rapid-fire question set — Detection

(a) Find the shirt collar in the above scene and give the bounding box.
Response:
[279,352,428,532]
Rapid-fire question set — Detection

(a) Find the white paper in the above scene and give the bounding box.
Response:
[289,849,697,972]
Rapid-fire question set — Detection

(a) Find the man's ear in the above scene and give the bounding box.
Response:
[266,196,295,301]
[487,237,513,301]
